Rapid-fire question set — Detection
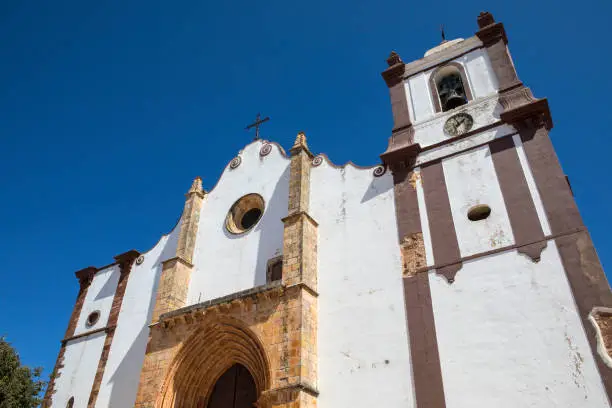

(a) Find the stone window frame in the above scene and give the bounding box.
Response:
[428,61,474,113]
[266,256,283,283]
[86,310,101,328]
[225,193,266,235]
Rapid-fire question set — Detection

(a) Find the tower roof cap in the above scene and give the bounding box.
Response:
[424,38,464,57]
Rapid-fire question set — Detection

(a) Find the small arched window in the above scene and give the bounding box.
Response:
[430,63,473,113]
[67,397,74,408]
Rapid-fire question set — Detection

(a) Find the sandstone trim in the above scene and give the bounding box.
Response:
[61,326,109,344]
[489,136,546,261]
[415,227,585,275]
[420,159,462,283]
[387,161,446,407]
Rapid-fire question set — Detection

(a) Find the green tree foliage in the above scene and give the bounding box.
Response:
[0,337,45,408]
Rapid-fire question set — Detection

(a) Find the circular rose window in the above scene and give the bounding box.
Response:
[86,310,101,328]
[226,194,265,234]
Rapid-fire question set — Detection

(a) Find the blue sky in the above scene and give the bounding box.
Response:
[1,0,610,381]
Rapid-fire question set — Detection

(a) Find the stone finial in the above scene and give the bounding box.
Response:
[186,176,205,196]
[293,132,308,149]
[386,51,403,67]
[477,11,495,28]
[290,131,313,158]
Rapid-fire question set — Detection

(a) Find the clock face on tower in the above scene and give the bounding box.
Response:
[444,112,474,136]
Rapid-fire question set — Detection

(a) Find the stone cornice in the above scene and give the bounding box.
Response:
[161,256,194,269]
[380,141,422,170]
[281,211,319,227]
[381,62,406,88]
[262,381,320,398]
[159,280,284,325]
[500,98,553,130]
[61,325,115,345]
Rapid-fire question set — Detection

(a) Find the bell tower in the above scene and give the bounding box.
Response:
[381,11,612,408]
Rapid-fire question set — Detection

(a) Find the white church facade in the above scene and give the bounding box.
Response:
[43,11,612,408]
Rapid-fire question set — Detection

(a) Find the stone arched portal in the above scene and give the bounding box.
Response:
[156,318,270,408]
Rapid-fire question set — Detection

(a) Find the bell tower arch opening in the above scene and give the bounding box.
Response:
[429,62,473,112]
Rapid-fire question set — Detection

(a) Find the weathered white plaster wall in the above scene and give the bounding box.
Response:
[412,95,502,148]
[51,331,106,408]
[442,144,515,257]
[429,245,610,407]
[188,141,290,305]
[94,225,180,407]
[407,72,434,123]
[414,167,435,267]
[311,161,415,408]
[461,48,498,99]
[414,124,514,167]
[74,265,120,336]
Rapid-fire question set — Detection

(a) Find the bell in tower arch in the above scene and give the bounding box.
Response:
[437,73,468,111]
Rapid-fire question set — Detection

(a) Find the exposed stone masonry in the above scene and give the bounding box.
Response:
[151,177,205,322]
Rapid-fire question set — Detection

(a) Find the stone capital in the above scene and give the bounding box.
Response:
[161,256,194,269]
[500,98,553,130]
[476,12,508,45]
[75,266,97,288]
[114,249,140,268]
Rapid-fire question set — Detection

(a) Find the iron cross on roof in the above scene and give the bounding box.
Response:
[245,113,270,141]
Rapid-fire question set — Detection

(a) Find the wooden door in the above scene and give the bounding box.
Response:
[206,364,257,408]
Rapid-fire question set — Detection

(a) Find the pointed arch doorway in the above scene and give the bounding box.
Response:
[201,364,258,408]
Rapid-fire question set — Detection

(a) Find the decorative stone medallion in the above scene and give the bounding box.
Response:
[136,255,145,265]
[312,155,324,167]
[373,165,387,177]
[229,156,242,169]
[259,143,272,157]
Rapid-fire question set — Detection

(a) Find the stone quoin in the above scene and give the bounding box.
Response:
[43,12,612,408]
